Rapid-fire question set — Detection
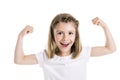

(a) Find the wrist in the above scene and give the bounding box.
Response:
[18,34,24,40]
[101,24,108,29]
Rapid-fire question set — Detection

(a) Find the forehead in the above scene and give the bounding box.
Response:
[54,22,76,31]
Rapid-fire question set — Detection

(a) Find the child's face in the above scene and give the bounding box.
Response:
[54,22,76,55]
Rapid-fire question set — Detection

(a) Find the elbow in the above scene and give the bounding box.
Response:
[14,59,21,64]
[14,56,20,64]
[112,45,117,53]
[14,54,25,64]
[14,57,17,64]
[111,48,116,53]
[14,61,18,64]
[105,46,116,54]
[109,47,116,53]
[14,58,24,65]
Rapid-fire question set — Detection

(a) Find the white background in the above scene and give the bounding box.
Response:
[0,0,120,80]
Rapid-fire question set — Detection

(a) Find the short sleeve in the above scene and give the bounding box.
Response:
[80,47,92,62]
[35,50,48,67]
[83,47,91,57]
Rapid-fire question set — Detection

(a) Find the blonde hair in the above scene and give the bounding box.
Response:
[47,13,82,59]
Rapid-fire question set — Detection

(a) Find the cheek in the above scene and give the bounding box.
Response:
[71,36,76,43]
[71,35,76,40]
[55,36,62,42]
[72,37,75,42]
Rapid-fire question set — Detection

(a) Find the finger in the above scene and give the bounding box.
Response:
[96,20,100,26]
[25,25,33,34]
[27,27,33,34]
[92,17,99,24]
[27,31,30,33]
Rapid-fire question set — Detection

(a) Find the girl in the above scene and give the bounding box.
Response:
[14,13,116,80]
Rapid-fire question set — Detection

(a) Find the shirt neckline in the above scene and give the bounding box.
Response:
[54,53,72,59]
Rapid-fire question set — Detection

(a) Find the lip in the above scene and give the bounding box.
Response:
[60,42,69,47]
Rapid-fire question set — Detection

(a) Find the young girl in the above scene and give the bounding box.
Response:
[14,13,116,80]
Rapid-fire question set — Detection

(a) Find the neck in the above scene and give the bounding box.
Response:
[58,51,71,57]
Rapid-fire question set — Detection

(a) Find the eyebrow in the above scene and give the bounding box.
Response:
[56,30,75,32]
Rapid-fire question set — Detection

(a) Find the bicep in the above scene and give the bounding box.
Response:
[91,46,113,57]
[17,54,38,65]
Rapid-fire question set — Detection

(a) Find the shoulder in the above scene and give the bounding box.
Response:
[35,50,48,62]
[80,46,92,56]
[82,46,92,52]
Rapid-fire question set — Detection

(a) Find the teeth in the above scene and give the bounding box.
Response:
[61,43,68,45]
[60,43,69,47]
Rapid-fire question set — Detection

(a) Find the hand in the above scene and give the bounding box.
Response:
[92,17,107,28]
[18,25,33,38]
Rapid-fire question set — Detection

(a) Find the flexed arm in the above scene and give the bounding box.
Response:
[14,25,38,64]
[91,17,116,56]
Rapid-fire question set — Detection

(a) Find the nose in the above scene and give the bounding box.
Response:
[63,34,68,41]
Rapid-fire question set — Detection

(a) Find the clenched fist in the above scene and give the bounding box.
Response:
[18,25,33,38]
[92,17,107,28]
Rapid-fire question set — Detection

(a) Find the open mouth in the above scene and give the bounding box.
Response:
[60,42,69,47]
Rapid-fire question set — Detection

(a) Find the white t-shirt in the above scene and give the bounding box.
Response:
[36,47,91,80]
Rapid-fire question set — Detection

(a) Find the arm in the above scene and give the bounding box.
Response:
[91,17,116,57]
[14,25,38,64]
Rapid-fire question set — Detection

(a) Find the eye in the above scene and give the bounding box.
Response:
[69,32,73,35]
[58,32,63,35]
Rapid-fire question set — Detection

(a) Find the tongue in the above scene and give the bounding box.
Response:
[61,43,68,47]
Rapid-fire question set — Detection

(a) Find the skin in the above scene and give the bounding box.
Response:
[14,17,116,65]
[54,22,76,56]
[91,17,116,56]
